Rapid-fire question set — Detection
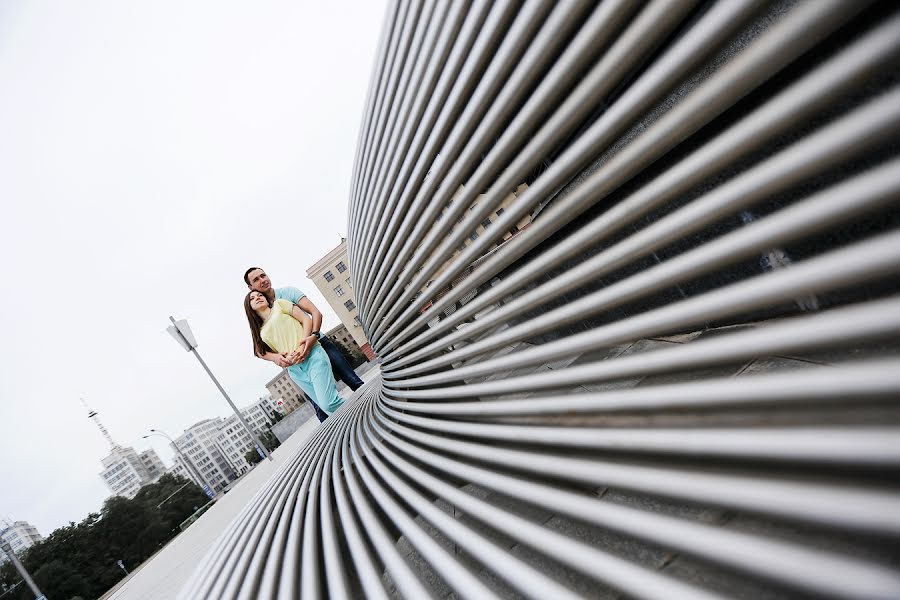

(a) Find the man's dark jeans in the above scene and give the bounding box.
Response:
[307,398,328,423]
[320,336,364,391]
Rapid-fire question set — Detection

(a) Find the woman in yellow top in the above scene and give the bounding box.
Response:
[244,291,344,416]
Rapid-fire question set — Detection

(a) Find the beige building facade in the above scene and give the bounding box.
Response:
[307,240,375,359]
[265,370,307,414]
[326,322,366,365]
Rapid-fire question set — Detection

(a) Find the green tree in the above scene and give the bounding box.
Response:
[10,474,212,599]
[22,513,110,597]
[0,560,26,600]
[244,448,263,466]
[32,559,90,600]
[95,496,164,574]
[261,431,281,451]
[133,473,209,533]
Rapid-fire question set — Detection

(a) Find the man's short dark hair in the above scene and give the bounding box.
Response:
[244,267,263,285]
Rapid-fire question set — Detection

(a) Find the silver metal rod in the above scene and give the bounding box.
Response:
[377,0,876,352]
[372,0,728,341]
[369,411,900,599]
[353,0,455,314]
[382,12,900,360]
[358,404,719,600]
[384,358,900,418]
[358,0,519,307]
[375,405,900,538]
[387,157,900,375]
[386,232,900,388]
[356,0,494,304]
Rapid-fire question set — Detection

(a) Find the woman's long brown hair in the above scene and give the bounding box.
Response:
[244,291,274,358]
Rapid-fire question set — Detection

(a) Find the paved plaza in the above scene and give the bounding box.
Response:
[99,416,319,600]
[99,364,379,600]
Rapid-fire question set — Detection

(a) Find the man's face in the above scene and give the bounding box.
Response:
[247,269,272,293]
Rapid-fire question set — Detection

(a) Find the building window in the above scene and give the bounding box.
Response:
[346,277,352,289]
[334,285,345,297]
[354,316,362,326]
[344,299,356,311]
[496,207,505,216]
[469,232,478,241]
[324,271,334,282]
[481,218,492,229]
[336,261,347,273]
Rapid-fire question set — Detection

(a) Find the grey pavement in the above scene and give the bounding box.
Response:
[99,417,319,600]
[99,364,381,600]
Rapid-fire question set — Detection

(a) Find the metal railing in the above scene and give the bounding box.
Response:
[181,1,900,598]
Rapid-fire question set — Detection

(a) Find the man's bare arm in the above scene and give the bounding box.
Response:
[287,305,318,364]
[296,297,323,334]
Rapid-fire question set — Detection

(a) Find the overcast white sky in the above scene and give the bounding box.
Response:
[0,0,388,536]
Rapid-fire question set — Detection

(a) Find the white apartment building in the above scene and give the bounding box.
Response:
[169,459,195,485]
[215,397,278,476]
[0,521,42,559]
[265,369,307,414]
[100,446,165,500]
[171,419,236,494]
[243,395,279,428]
[140,448,166,481]
[87,405,167,500]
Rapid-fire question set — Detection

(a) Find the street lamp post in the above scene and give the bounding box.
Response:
[0,524,45,600]
[142,430,211,497]
[166,316,272,461]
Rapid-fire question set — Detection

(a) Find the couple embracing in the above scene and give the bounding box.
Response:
[242,267,363,422]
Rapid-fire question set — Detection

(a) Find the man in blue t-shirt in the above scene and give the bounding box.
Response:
[245,267,364,422]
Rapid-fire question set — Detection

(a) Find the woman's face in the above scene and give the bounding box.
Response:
[249,291,268,312]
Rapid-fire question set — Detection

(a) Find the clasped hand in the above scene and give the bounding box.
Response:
[285,335,317,365]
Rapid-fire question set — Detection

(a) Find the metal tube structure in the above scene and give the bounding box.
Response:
[181,2,900,598]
